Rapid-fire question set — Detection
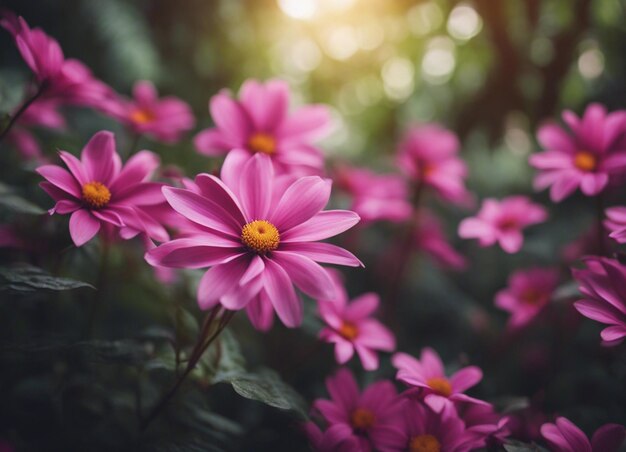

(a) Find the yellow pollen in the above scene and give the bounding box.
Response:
[409,434,441,452]
[338,321,359,340]
[241,220,280,254]
[427,377,452,397]
[574,151,596,171]
[130,108,156,124]
[350,408,376,430]
[248,132,276,155]
[82,181,111,208]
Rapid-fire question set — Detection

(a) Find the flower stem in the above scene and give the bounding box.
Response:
[84,240,110,338]
[0,83,46,144]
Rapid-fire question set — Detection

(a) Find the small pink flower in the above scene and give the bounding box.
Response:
[414,210,466,270]
[302,422,360,452]
[573,257,626,346]
[604,206,626,243]
[37,131,168,246]
[6,99,65,160]
[457,403,511,447]
[396,124,470,205]
[194,78,330,175]
[458,196,547,254]
[530,103,626,202]
[318,270,395,370]
[495,267,560,330]
[391,348,488,413]
[541,417,625,452]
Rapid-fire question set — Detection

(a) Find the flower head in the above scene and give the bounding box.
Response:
[604,206,626,243]
[541,417,625,452]
[302,422,360,452]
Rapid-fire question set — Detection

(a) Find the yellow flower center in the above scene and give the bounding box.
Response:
[338,321,359,340]
[350,408,376,431]
[130,108,156,124]
[409,434,441,452]
[82,181,111,208]
[248,132,276,155]
[574,151,596,171]
[241,220,280,254]
[427,377,452,397]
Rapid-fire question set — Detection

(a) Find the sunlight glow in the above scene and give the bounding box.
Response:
[447,4,482,41]
[278,0,318,20]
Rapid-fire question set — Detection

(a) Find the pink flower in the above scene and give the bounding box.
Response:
[194,79,330,175]
[457,402,511,446]
[102,80,195,143]
[529,103,626,202]
[146,153,361,328]
[396,124,470,205]
[312,368,403,451]
[572,257,626,346]
[302,422,360,452]
[604,206,626,243]
[495,267,560,330]
[37,131,168,246]
[318,270,395,370]
[391,348,488,413]
[458,196,547,253]
[414,210,466,270]
[541,417,625,452]
[6,99,65,160]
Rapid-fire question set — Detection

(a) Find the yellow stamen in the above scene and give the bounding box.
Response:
[350,408,376,430]
[427,377,452,397]
[130,108,155,124]
[241,220,280,254]
[409,434,441,452]
[82,181,111,208]
[574,151,596,171]
[338,321,359,340]
[248,132,276,155]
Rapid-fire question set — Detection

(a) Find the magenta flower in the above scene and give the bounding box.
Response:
[572,257,626,346]
[392,348,488,413]
[604,206,626,243]
[541,417,625,452]
[414,210,466,270]
[6,99,65,160]
[495,267,560,330]
[530,103,626,202]
[194,79,330,175]
[396,124,470,205]
[146,153,361,328]
[457,402,511,447]
[312,368,403,451]
[302,422,360,452]
[37,131,168,246]
[318,270,395,370]
[102,80,195,143]
[458,196,547,253]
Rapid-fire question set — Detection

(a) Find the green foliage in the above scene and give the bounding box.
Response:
[0,263,95,292]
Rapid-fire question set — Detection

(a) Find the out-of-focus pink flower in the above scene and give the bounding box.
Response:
[458,196,547,254]
[392,348,488,413]
[605,206,626,243]
[541,417,625,452]
[146,153,361,328]
[457,402,511,447]
[572,257,626,346]
[318,270,395,370]
[414,210,466,270]
[396,124,470,205]
[194,79,330,175]
[37,131,168,246]
[312,368,403,451]
[530,103,626,202]
[102,80,195,143]
[495,267,560,330]
[6,99,65,160]
[302,422,360,452]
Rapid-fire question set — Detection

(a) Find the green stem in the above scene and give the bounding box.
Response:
[84,241,110,338]
[0,83,47,144]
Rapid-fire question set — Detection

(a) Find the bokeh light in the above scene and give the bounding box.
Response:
[447,4,483,41]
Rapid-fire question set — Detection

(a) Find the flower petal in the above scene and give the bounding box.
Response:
[270,176,331,232]
[69,209,100,246]
[262,258,302,327]
[281,210,360,243]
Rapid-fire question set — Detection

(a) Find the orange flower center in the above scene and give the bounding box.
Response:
[521,288,542,305]
[130,108,156,124]
[338,321,359,340]
[409,434,441,452]
[573,151,596,171]
[427,377,452,397]
[248,132,276,155]
[497,217,518,231]
[350,408,376,430]
[241,220,280,254]
[82,181,111,208]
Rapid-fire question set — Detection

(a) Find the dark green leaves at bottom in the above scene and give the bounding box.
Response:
[0,264,95,293]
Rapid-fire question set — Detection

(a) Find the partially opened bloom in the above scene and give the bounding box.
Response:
[414,210,466,270]
[495,267,560,330]
[6,99,65,160]
[604,206,626,243]
[37,131,168,246]
[458,196,547,253]
[457,402,511,447]
[194,79,330,175]
[318,270,395,370]
[302,422,360,452]
[392,348,488,413]
[572,257,626,346]
[541,417,625,452]
[146,153,361,328]
[530,103,626,202]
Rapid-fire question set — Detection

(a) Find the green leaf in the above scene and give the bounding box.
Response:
[0,264,95,293]
[0,182,45,215]
[504,440,549,452]
[201,329,246,380]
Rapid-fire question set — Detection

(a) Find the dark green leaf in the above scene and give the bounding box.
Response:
[0,264,94,293]
[0,182,45,215]
[504,440,549,452]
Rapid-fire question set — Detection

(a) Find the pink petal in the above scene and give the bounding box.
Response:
[326,368,359,412]
[245,291,274,331]
[580,172,608,196]
[263,258,302,327]
[193,128,230,156]
[271,251,335,299]
[240,255,265,285]
[278,105,331,141]
[133,80,157,104]
[356,320,396,351]
[355,344,379,370]
[344,293,379,320]
[600,325,626,343]
[270,176,331,232]
[450,366,483,392]
[110,150,159,192]
[279,242,363,267]
[556,417,593,452]
[58,151,88,185]
[420,347,445,377]
[335,339,355,364]
[81,131,119,184]
[281,210,360,243]
[209,92,251,143]
[537,124,575,154]
[221,275,264,310]
[50,199,80,215]
[69,209,100,246]
[194,173,246,226]
[114,182,165,206]
[146,238,242,268]
[591,424,626,452]
[92,209,125,227]
[36,164,81,198]
[197,256,249,310]
[550,174,581,202]
[240,79,289,132]
[219,148,251,194]
[239,153,274,220]
[498,231,524,254]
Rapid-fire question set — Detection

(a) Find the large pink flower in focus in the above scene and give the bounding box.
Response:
[146,153,361,328]
[194,79,330,175]
[391,348,488,413]
[530,103,626,202]
[604,206,626,243]
[458,196,547,254]
[572,257,626,346]
[318,270,395,370]
[37,131,168,246]
[495,267,560,330]
[312,368,403,452]
[414,209,466,270]
[541,417,625,452]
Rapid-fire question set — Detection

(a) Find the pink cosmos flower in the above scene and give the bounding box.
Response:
[312,368,403,451]
[146,152,361,328]
[529,103,626,202]
[495,267,560,330]
[604,206,626,243]
[457,402,511,447]
[414,210,466,270]
[458,196,547,254]
[6,99,65,160]
[302,422,360,452]
[102,80,195,143]
[392,348,488,413]
[572,257,626,346]
[194,79,330,175]
[37,131,168,246]
[396,124,470,205]
[541,417,625,452]
[318,270,395,370]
